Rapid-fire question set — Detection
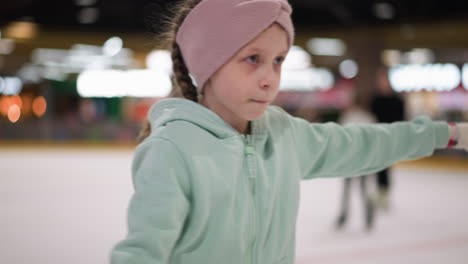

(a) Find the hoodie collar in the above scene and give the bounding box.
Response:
[148,98,268,140]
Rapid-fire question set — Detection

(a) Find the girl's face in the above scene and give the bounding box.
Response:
[201,23,289,133]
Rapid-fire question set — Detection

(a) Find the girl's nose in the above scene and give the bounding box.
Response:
[259,66,279,89]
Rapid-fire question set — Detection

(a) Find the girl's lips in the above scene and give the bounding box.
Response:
[251,99,268,104]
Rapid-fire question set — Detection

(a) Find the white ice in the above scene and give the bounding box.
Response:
[0,148,467,264]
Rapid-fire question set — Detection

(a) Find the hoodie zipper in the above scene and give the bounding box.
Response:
[243,134,257,264]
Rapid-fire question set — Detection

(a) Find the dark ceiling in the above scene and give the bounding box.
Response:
[2,0,468,33]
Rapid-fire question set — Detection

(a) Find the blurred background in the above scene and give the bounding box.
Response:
[1,0,467,264]
[1,0,468,144]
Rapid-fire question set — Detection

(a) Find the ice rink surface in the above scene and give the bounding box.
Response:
[1,147,467,264]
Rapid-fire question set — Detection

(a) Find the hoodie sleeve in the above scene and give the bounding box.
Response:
[281,110,449,180]
[110,138,191,264]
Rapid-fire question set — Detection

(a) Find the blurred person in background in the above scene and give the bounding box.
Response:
[336,93,377,231]
[371,66,406,210]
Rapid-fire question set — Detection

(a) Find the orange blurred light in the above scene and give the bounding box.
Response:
[32,96,47,117]
[21,94,33,115]
[4,21,38,39]
[0,95,23,117]
[0,96,9,116]
[7,104,21,123]
[11,95,22,108]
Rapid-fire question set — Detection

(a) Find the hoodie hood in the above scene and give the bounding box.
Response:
[148,98,269,140]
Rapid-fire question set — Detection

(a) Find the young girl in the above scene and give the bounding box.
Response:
[111,0,467,263]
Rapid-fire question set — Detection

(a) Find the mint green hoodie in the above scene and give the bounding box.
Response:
[111,98,449,264]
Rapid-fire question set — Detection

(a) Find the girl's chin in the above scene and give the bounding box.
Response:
[244,109,268,121]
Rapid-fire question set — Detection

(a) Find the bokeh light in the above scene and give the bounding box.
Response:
[339,59,359,79]
[389,63,461,92]
[146,49,173,73]
[103,37,123,57]
[0,97,9,116]
[0,95,22,117]
[32,96,47,117]
[21,94,33,115]
[462,63,468,90]
[77,7,99,24]
[11,95,22,108]
[7,104,21,123]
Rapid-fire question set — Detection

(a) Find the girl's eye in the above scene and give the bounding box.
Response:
[246,55,258,64]
[274,57,284,65]
[246,55,284,65]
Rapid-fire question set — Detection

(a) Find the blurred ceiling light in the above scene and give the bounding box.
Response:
[0,39,15,55]
[42,64,67,81]
[383,48,434,66]
[77,69,172,98]
[8,104,21,123]
[282,46,311,71]
[4,21,38,39]
[372,2,396,20]
[382,49,401,67]
[17,64,42,83]
[0,77,23,95]
[306,38,346,56]
[389,64,461,92]
[402,48,435,65]
[70,44,134,68]
[146,50,173,73]
[32,96,47,117]
[103,37,123,57]
[280,68,334,91]
[71,44,103,54]
[339,59,359,79]
[280,45,333,91]
[462,64,468,91]
[74,0,97,6]
[68,44,109,69]
[29,45,134,80]
[77,7,99,24]
[32,48,69,64]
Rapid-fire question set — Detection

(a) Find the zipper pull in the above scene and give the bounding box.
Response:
[244,135,254,155]
[245,144,254,155]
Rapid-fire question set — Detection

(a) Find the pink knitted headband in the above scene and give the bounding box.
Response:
[175,0,295,93]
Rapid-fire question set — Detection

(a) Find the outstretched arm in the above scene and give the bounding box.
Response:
[279,107,453,179]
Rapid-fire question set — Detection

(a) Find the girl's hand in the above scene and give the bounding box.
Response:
[454,123,468,150]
